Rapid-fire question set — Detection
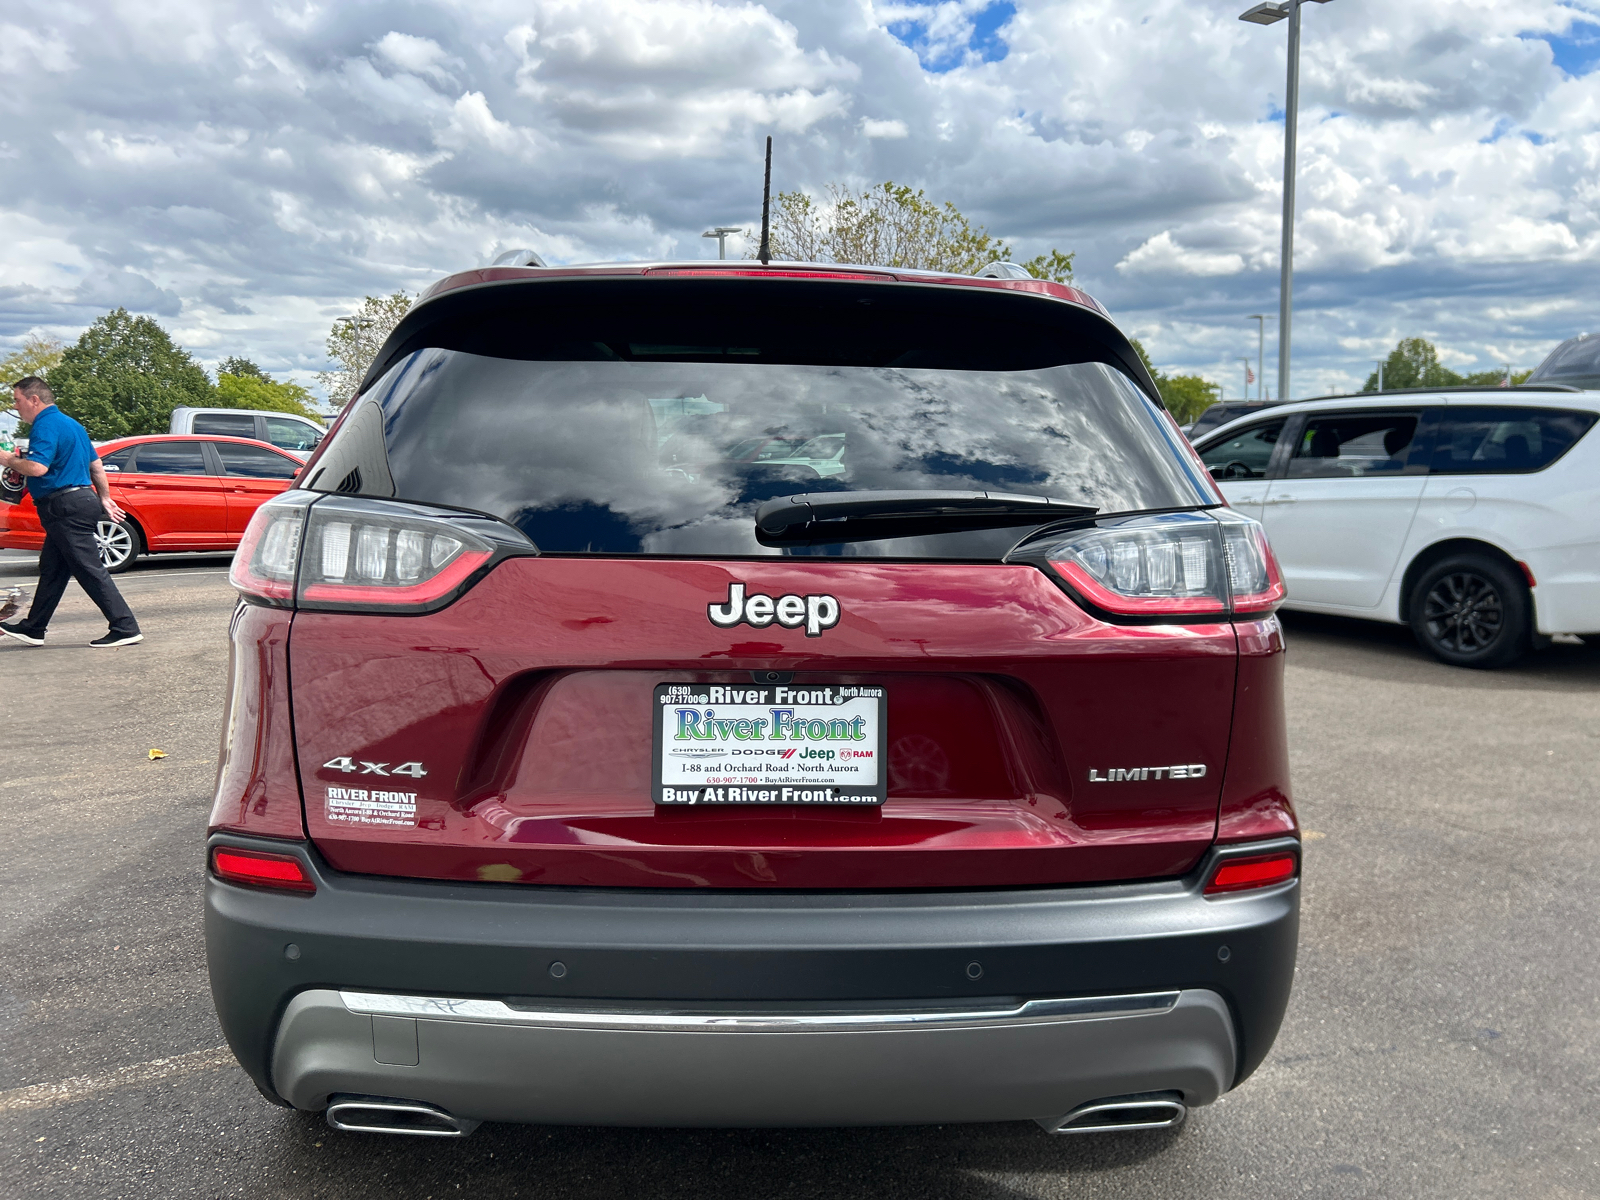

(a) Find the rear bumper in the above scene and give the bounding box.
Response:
[206,833,1299,1128]
[275,987,1235,1128]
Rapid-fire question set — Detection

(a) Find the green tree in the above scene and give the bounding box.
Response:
[215,371,320,419]
[48,309,214,439]
[1020,249,1076,284]
[1129,339,1220,423]
[1460,366,1533,387]
[759,182,1073,279]
[1362,337,1464,391]
[1,334,65,385]
[1159,374,1222,423]
[219,355,270,380]
[317,292,413,407]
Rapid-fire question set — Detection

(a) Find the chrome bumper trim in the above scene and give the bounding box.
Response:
[338,989,1180,1033]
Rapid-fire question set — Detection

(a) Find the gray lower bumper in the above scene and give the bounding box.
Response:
[272,987,1236,1128]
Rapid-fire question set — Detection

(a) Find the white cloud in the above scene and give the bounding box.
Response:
[1119,232,1245,278]
[0,0,1598,395]
[861,117,908,138]
[373,32,458,80]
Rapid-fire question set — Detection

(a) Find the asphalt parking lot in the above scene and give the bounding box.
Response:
[2,552,1597,1199]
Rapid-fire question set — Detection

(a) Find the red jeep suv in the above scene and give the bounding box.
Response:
[207,261,1298,1139]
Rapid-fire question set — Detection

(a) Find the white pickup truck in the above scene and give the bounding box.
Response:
[169,406,326,459]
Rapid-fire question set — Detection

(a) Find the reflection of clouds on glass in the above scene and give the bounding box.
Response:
[363,352,1201,554]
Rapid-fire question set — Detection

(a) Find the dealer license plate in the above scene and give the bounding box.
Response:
[652,682,887,806]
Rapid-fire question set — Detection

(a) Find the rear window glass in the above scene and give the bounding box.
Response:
[192,412,257,438]
[1527,334,1600,389]
[1286,411,1421,478]
[309,355,1205,558]
[305,284,1212,558]
[1428,406,1597,474]
[131,442,209,476]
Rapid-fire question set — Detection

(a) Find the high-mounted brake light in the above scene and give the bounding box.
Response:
[1042,510,1284,620]
[645,267,895,282]
[1205,852,1297,895]
[211,847,315,893]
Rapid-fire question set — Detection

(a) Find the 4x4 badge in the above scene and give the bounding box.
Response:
[322,756,428,778]
[708,582,840,638]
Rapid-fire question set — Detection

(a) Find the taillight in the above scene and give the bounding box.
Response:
[231,493,521,613]
[1205,851,1297,895]
[229,494,309,605]
[298,497,493,612]
[1041,510,1284,620]
[1217,510,1286,614]
[211,846,315,893]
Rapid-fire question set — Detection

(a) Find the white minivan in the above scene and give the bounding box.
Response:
[1193,388,1600,668]
[169,407,326,459]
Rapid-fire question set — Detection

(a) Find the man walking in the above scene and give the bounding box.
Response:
[0,377,142,647]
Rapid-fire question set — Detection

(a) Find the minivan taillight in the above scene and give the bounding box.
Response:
[299,499,493,611]
[1042,510,1284,620]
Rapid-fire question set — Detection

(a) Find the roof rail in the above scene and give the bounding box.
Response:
[1290,383,1584,403]
[492,249,548,268]
[974,261,1032,280]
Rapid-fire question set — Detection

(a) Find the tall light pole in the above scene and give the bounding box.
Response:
[1372,359,1384,392]
[1240,0,1332,402]
[702,226,740,259]
[1247,314,1268,399]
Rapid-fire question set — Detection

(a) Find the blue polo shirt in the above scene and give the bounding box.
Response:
[23,405,96,500]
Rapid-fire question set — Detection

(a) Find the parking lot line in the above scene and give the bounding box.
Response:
[0,1046,236,1115]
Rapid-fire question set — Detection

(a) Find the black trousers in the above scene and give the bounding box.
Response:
[19,488,139,636]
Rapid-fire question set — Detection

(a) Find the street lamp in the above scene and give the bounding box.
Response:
[1240,0,1333,402]
[1372,359,1384,392]
[1247,314,1269,400]
[702,227,741,259]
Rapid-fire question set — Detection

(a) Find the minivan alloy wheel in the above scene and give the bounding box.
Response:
[1409,553,1528,669]
[1423,571,1502,652]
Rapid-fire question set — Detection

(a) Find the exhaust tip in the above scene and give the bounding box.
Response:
[1042,1091,1187,1135]
[326,1094,480,1137]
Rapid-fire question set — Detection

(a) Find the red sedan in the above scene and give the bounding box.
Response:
[0,434,302,572]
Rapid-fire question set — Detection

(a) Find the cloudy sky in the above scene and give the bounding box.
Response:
[3,0,1599,400]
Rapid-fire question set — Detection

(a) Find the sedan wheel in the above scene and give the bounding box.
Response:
[1409,554,1528,669]
[95,519,141,573]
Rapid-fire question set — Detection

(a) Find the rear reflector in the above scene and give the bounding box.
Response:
[211,847,315,893]
[1042,509,1284,620]
[1205,852,1297,895]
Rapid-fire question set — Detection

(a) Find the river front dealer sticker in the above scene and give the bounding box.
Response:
[652,682,887,806]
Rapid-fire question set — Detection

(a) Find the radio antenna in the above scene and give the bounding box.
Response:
[758,135,772,266]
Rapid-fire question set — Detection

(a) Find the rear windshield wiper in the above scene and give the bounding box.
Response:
[755,491,1098,545]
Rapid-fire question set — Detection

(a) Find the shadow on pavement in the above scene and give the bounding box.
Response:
[258,1106,1191,1200]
